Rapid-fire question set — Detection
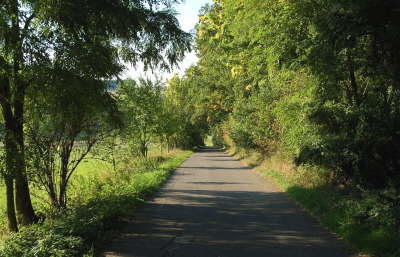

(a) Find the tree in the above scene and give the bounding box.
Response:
[165,73,209,148]
[118,78,165,158]
[0,0,190,231]
[26,76,120,209]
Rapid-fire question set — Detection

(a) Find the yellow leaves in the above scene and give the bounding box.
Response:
[245,85,252,91]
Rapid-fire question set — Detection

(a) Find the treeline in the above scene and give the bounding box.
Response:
[169,0,400,254]
[0,0,196,233]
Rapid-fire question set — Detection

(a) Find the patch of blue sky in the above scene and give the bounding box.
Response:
[122,0,213,81]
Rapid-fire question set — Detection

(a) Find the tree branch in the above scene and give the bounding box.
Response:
[21,12,35,41]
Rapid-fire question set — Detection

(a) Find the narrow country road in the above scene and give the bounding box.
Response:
[102,148,352,257]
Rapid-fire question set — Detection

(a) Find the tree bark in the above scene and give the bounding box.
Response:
[4,175,18,232]
[8,0,36,224]
[3,110,37,225]
[346,50,360,106]
[59,144,70,208]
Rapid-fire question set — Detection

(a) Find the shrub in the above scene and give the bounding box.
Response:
[0,228,84,257]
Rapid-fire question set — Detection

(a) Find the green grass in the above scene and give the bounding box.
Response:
[0,150,192,257]
[259,169,400,257]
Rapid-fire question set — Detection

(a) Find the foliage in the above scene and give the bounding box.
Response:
[209,124,224,148]
[25,77,120,209]
[164,74,208,149]
[287,0,400,192]
[168,0,400,255]
[118,78,166,157]
[186,0,400,191]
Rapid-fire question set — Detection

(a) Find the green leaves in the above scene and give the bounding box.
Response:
[117,78,166,156]
[172,0,400,192]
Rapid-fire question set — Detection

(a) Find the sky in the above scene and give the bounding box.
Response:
[122,0,213,80]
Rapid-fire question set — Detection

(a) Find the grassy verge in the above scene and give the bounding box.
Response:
[228,147,400,257]
[0,150,192,257]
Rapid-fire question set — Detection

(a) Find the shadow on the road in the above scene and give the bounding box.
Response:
[105,188,351,257]
[188,182,250,185]
[179,166,252,170]
[199,155,232,158]
[207,159,236,162]
[197,146,223,152]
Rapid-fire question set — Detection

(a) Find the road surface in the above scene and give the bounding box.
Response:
[102,148,352,257]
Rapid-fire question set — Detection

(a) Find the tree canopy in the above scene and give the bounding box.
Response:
[168,0,400,234]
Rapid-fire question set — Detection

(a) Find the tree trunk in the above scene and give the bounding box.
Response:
[59,168,68,209]
[4,175,18,232]
[140,140,148,158]
[346,50,360,105]
[7,0,36,225]
[15,170,36,224]
[59,171,67,208]
[13,88,36,224]
[4,115,37,225]
[58,142,73,208]
[2,99,35,226]
[47,178,59,208]
[0,81,19,231]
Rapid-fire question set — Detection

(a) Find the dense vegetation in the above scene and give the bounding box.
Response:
[169,0,400,256]
[1,0,399,256]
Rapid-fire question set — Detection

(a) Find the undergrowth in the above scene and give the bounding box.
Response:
[0,150,192,257]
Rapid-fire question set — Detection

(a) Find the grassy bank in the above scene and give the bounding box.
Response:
[228,147,400,257]
[0,150,192,257]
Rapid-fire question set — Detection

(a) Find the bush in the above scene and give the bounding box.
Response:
[0,228,84,257]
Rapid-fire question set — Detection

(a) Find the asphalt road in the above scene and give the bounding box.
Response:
[102,148,352,257]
